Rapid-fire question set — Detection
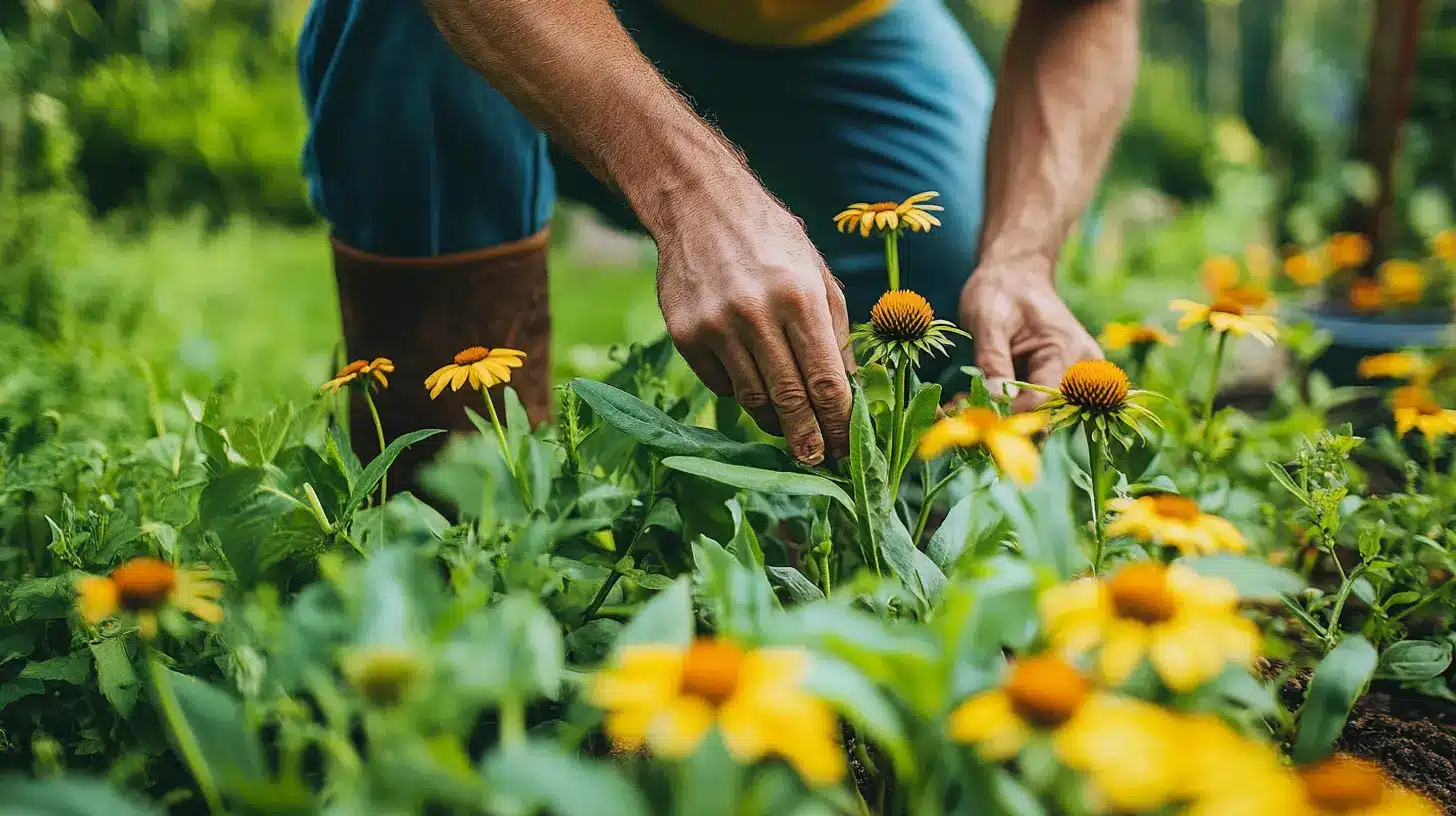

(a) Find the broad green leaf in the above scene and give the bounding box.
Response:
[0,678,44,710]
[927,493,974,570]
[0,774,160,815]
[503,386,532,457]
[347,428,447,510]
[765,566,825,604]
[20,650,92,685]
[482,741,647,816]
[1292,635,1377,763]
[90,638,139,716]
[675,733,739,816]
[1182,555,1306,600]
[896,382,942,482]
[661,456,854,515]
[692,535,778,637]
[1375,640,1452,682]
[801,654,913,780]
[849,386,939,604]
[565,619,623,665]
[6,576,75,621]
[990,435,1084,579]
[618,577,693,648]
[159,668,269,792]
[572,379,790,470]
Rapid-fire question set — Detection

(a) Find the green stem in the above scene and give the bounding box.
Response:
[820,552,832,598]
[1392,580,1456,623]
[1085,423,1108,573]
[889,363,909,500]
[1428,436,1439,493]
[884,231,901,291]
[500,696,525,749]
[912,464,964,545]
[582,501,655,621]
[483,392,515,476]
[1325,566,1364,649]
[363,389,387,503]
[1202,331,1230,426]
[147,655,224,815]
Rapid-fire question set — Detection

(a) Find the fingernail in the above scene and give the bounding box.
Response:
[797,449,825,466]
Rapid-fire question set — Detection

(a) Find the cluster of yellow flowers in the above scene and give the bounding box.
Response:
[1275,230,1454,312]
[320,346,526,398]
[1357,351,1456,441]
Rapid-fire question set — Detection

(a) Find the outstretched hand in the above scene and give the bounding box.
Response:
[959,263,1102,413]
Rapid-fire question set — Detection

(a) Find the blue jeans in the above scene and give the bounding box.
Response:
[298,0,994,324]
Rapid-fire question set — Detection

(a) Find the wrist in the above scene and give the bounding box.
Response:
[615,123,768,241]
[967,256,1057,296]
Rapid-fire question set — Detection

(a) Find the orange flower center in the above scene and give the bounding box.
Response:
[109,557,177,611]
[1210,297,1245,315]
[1059,360,1131,411]
[1106,563,1178,624]
[1004,656,1090,727]
[1149,494,1201,522]
[1298,756,1387,813]
[454,346,490,365]
[1130,328,1163,344]
[679,639,744,707]
[336,360,369,377]
[870,290,935,341]
[866,202,899,212]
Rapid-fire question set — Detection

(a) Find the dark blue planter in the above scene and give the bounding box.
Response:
[1299,303,1453,388]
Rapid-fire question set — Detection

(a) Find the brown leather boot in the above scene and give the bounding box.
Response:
[330,230,551,494]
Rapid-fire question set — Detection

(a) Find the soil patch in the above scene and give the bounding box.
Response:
[1337,687,1456,812]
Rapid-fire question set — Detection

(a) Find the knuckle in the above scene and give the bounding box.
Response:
[807,372,851,407]
[731,296,773,327]
[737,388,771,411]
[771,281,817,314]
[770,385,812,414]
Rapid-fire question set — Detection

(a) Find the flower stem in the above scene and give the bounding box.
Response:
[146,653,225,816]
[1427,436,1439,492]
[362,389,387,503]
[912,463,964,546]
[499,696,525,749]
[884,231,901,291]
[1202,331,1230,426]
[1085,422,1108,572]
[820,552,832,598]
[889,363,909,500]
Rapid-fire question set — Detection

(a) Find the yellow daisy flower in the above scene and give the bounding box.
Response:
[1379,260,1425,306]
[1098,322,1173,352]
[1106,494,1247,556]
[1296,756,1441,816]
[1177,715,1305,816]
[588,638,844,786]
[1218,282,1275,311]
[1433,228,1456,265]
[424,346,526,398]
[1200,255,1241,296]
[949,655,1185,813]
[1039,562,1259,691]
[1170,296,1279,345]
[1357,352,1433,382]
[1394,392,1456,441]
[917,407,1047,485]
[1348,278,1385,312]
[1284,251,1329,287]
[75,557,223,639]
[320,357,395,393]
[833,191,943,238]
[1327,233,1373,270]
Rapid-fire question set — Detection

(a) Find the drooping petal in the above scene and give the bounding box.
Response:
[948,690,1030,761]
[1097,619,1151,685]
[1148,620,1226,691]
[76,576,119,623]
[449,366,472,391]
[646,696,715,758]
[985,431,1042,486]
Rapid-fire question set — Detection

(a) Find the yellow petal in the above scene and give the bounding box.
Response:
[646,696,715,758]
[137,611,159,640]
[985,431,1041,486]
[449,366,472,391]
[1097,619,1150,685]
[184,598,225,625]
[900,191,940,207]
[1040,579,1108,655]
[1148,620,1225,691]
[1000,412,1049,436]
[860,214,874,238]
[424,364,455,390]
[76,576,119,623]
[948,690,1029,760]
[589,647,684,708]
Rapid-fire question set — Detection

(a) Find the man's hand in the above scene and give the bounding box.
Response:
[657,187,853,465]
[960,262,1101,413]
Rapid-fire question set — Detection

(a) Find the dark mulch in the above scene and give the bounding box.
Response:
[1337,688,1456,812]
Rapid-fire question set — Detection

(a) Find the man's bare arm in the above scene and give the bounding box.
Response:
[423,0,852,463]
[961,0,1140,407]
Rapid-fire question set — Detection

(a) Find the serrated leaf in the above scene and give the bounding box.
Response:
[20,650,92,684]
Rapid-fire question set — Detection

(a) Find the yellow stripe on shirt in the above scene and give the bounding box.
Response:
[654,0,899,46]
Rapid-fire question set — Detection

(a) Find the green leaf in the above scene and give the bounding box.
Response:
[20,650,92,685]
[1375,640,1452,682]
[1182,555,1306,600]
[347,429,447,511]
[1292,635,1377,763]
[897,382,942,480]
[482,741,647,816]
[661,456,854,515]
[503,386,532,457]
[6,575,76,621]
[0,678,44,710]
[927,492,974,570]
[765,566,825,604]
[801,654,913,780]
[675,733,739,816]
[618,577,693,648]
[989,435,1084,579]
[90,638,139,716]
[849,386,940,604]
[1265,461,1311,505]
[572,379,790,470]
[0,774,161,815]
[159,668,269,793]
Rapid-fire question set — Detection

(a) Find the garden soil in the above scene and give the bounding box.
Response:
[1338,689,1456,812]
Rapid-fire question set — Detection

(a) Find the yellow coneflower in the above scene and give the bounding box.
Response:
[1394,391,1456,441]
[588,638,844,786]
[1170,296,1279,345]
[1433,228,1456,265]
[950,656,1184,813]
[1284,251,1329,287]
[1327,233,1372,270]
[1348,279,1384,313]
[76,557,223,639]
[1295,755,1440,816]
[1218,282,1275,310]
[1106,494,1247,556]
[1357,352,1433,382]
[424,346,526,398]
[343,646,429,707]
[1099,322,1173,352]
[833,192,943,238]
[850,289,967,370]
[320,357,395,393]
[1379,260,1425,306]
[1200,255,1241,296]
[1040,562,1259,692]
[1177,714,1305,815]
[918,408,1047,485]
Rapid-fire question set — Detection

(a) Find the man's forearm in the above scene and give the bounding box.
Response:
[422,0,757,238]
[977,0,1139,277]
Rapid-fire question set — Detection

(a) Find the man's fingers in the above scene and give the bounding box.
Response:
[744,323,826,465]
[824,273,856,374]
[713,337,781,436]
[975,329,1018,405]
[678,346,734,398]
[785,299,852,461]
